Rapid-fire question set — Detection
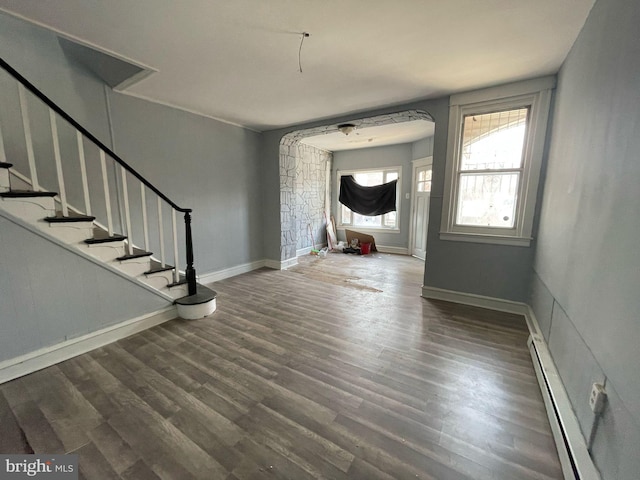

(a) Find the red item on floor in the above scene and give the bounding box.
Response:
[360,242,371,255]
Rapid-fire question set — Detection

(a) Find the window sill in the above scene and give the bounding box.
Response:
[439,231,531,247]
[338,227,400,234]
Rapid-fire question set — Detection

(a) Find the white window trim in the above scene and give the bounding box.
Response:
[337,166,402,232]
[440,76,555,247]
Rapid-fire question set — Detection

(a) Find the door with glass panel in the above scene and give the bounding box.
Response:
[410,160,432,259]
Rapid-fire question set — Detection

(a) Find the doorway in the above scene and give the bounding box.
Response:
[409,156,432,259]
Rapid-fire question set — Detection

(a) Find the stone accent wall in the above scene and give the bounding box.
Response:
[295,144,331,251]
[279,137,297,260]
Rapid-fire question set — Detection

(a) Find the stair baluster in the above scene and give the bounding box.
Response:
[76,131,92,216]
[171,209,179,284]
[140,184,150,252]
[99,150,114,237]
[121,167,134,256]
[157,198,165,267]
[17,84,39,190]
[49,109,69,217]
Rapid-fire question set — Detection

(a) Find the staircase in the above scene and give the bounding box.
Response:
[0,58,216,320]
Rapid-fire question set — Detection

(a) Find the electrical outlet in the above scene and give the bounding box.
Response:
[589,383,607,414]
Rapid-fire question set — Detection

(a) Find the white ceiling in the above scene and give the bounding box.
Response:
[0,0,594,131]
[301,120,435,152]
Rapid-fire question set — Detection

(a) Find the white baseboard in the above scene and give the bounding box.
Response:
[376,245,409,255]
[198,260,266,284]
[0,306,177,385]
[264,257,298,270]
[421,285,528,316]
[296,243,327,257]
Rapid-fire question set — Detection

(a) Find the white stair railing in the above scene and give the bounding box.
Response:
[0,57,198,296]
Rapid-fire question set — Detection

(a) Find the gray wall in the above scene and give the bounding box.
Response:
[0,214,168,363]
[0,12,264,277]
[332,143,413,249]
[411,136,433,160]
[106,91,264,274]
[530,0,640,477]
[262,97,534,300]
[0,13,118,232]
[0,13,112,147]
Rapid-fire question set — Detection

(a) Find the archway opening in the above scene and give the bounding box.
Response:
[278,109,434,265]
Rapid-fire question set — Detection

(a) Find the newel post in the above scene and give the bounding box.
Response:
[184,211,197,296]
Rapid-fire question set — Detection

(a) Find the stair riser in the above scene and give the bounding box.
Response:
[164,284,189,299]
[114,257,152,277]
[41,222,95,245]
[80,242,126,262]
[177,298,217,320]
[141,270,175,290]
[0,170,9,192]
[0,197,55,222]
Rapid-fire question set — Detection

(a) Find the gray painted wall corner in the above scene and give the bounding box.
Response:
[529,0,640,477]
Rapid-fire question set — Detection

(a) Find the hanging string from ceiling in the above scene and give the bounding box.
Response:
[299,32,310,73]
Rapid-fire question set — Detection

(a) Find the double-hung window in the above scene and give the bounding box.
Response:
[337,167,401,230]
[441,78,554,246]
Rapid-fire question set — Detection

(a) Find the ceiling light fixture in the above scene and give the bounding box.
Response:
[338,123,356,135]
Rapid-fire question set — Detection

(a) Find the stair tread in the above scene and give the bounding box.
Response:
[0,162,13,169]
[45,212,96,223]
[85,233,127,244]
[0,190,57,198]
[167,278,187,288]
[117,250,153,261]
[144,265,175,275]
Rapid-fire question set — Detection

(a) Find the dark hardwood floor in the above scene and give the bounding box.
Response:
[0,252,562,479]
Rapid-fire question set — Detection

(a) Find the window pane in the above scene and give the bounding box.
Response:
[417,180,431,193]
[355,171,383,186]
[339,168,399,229]
[384,211,396,226]
[353,212,382,227]
[456,173,519,228]
[341,204,352,225]
[461,108,528,170]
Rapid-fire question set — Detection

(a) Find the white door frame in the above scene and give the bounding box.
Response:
[408,156,433,259]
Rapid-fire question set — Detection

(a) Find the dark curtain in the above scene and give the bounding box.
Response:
[339,175,397,216]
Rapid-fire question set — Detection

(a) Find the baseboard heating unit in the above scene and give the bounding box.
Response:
[528,334,601,480]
